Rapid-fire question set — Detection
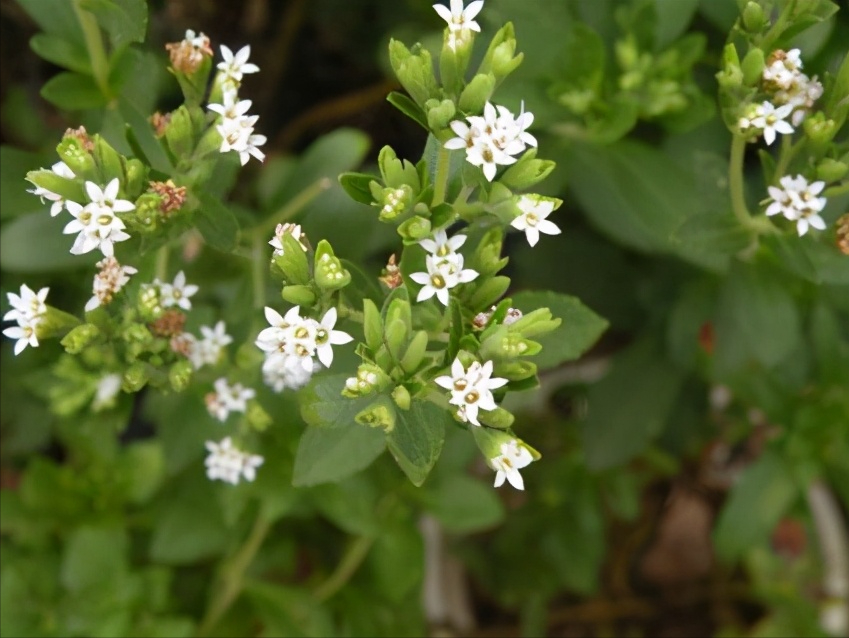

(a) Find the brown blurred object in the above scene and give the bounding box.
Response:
[771,517,808,560]
[640,485,715,585]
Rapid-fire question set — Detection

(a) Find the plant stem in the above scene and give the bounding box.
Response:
[72,0,111,99]
[729,135,753,228]
[251,232,266,309]
[759,0,796,52]
[772,135,798,183]
[155,245,169,281]
[432,146,451,207]
[313,535,376,602]
[196,514,273,637]
[338,303,364,323]
[255,178,332,239]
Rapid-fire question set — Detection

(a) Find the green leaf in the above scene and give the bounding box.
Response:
[292,424,386,487]
[0,212,98,272]
[40,72,106,110]
[510,291,608,370]
[29,33,90,73]
[16,0,85,43]
[299,375,377,428]
[339,171,377,205]
[194,191,240,252]
[61,526,127,592]
[386,91,428,130]
[310,476,380,535]
[79,0,147,48]
[386,400,449,486]
[0,147,53,220]
[673,211,751,258]
[653,0,699,49]
[244,581,334,638]
[764,235,849,285]
[422,475,505,533]
[118,97,173,174]
[713,260,802,377]
[582,339,684,470]
[123,441,165,504]
[713,451,799,561]
[367,521,424,603]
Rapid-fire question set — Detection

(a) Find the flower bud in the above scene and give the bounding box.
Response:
[355,396,396,432]
[507,307,561,337]
[56,136,96,179]
[472,227,508,277]
[385,318,409,361]
[426,98,458,133]
[363,298,383,352]
[313,240,351,291]
[803,113,837,145]
[60,323,101,354]
[342,362,391,397]
[716,43,743,89]
[138,285,164,322]
[458,73,496,114]
[391,385,412,411]
[741,48,765,86]
[477,406,515,429]
[164,105,196,158]
[127,194,163,234]
[376,185,412,222]
[477,23,523,86]
[440,33,473,97]
[400,330,429,372]
[93,135,124,184]
[281,284,317,307]
[471,426,539,461]
[397,215,432,241]
[388,39,439,107]
[493,359,537,381]
[816,158,848,183]
[272,232,311,285]
[499,148,556,191]
[742,2,767,32]
[467,275,511,310]
[38,307,81,340]
[168,359,193,392]
[124,159,148,199]
[122,362,149,393]
[246,402,272,432]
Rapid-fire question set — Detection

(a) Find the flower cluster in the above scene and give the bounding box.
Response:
[762,49,823,126]
[766,174,827,236]
[433,0,484,51]
[178,321,233,370]
[166,29,213,74]
[435,358,507,425]
[85,257,137,312]
[490,439,534,490]
[61,178,136,257]
[204,436,264,485]
[738,101,794,146]
[511,195,562,247]
[445,101,537,181]
[207,45,265,166]
[256,306,353,392]
[410,230,479,305]
[3,284,49,355]
[205,377,256,422]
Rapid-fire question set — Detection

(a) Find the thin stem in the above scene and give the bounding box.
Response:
[72,0,111,99]
[772,135,799,183]
[338,303,364,323]
[432,146,451,207]
[729,135,753,227]
[155,245,169,281]
[255,178,332,239]
[196,514,273,637]
[251,233,266,309]
[313,535,376,602]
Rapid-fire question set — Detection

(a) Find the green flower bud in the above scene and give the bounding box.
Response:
[426,98,458,133]
[478,23,523,86]
[397,215,432,241]
[272,232,311,285]
[741,48,765,86]
[124,159,148,199]
[281,284,317,307]
[26,169,85,204]
[471,427,541,463]
[93,135,124,184]
[803,113,837,145]
[38,307,81,340]
[391,385,412,410]
[388,39,439,106]
[60,323,101,354]
[246,402,272,432]
[56,137,96,179]
[816,158,848,183]
[742,2,766,32]
[507,307,561,337]
[342,363,392,397]
[385,318,408,361]
[168,359,193,392]
[122,362,149,393]
[363,299,383,352]
[355,396,396,432]
[458,73,496,114]
[164,105,196,158]
[138,285,164,322]
[400,330,429,372]
[172,53,213,107]
[313,240,351,291]
[377,185,412,221]
[716,43,743,89]
[493,359,537,381]
[467,275,511,310]
[123,323,154,347]
[499,148,556,191]
[478,406,515,429]
[471,227,508,277]
[440,32,473,97]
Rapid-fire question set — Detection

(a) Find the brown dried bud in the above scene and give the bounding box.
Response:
[149,309,187,338]
[149,179,187,215]
[150,111,172,138]
[379,253,403,289]
[170,332,194,357]
[165,30,213,74]
[63,125,94,152]
[836,213,849,256]
[472,305,496,330]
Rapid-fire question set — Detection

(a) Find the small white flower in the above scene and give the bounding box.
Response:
[434,358,507,426]
[433,0,484,33]
[207,377,255,421]
[764,174,827,236]
[204,437,264,485]
[85,257,137,312]
[208,92,254,124]
[409,254,478,306]
[269,223,308,256]
[444,119,483,151]
[217,44,259,84]
[3,323,38,355]
[185,321,233,369]
[262,352,318,392]
[92,373,123,411]
[794,209,827,237]
[4,284,49,324]
[27,161,76,216]
[160,271,199,311]
[511,195,561,247]
[749,101,795,145]
[63,179,134,257]
[491,439,534,490]
[418,229,467,262]
[314,307,353,368]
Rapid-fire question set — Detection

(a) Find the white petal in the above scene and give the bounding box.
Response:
[537,220,561,236]
[103,178,120,202]
[417,286,436,302]
[85,181,104,202]
[505,469,525,490]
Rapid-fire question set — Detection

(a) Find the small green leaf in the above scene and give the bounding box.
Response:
[422,475,505,533]
[40,72,106,110]
[61,526,127,592]
[339,172,378,205]
[29,33,90,73]
[673,211,752,257]
[194,192,240,252]
[79,0,147,48]
[713,451,799,561]
[386,91,429,130]
[292,424,386,486]
[386,400,449,486]
[244,581,334,637]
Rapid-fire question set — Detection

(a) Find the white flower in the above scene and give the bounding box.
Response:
[27,161,76,216]
[4,284,49,324]
[204,437,264,485]
[208,91,254,124]
[409,254,478,306]
[269,223,308,255]
[418,229,467,262]
[185,321,233,369]
[92,373,123,411]
[63,179,134,257]
[262,352,318,392]
[206,377,255,421]
[794,208,827,237]
[160,271,199,311]
[491,439,534,490]
[217,44,259,84]
[748,101,795,145]
[435,358,507,426]
[3,322,39,355]
[85,257,137,312]
[433,0,484,33]
[511,195,561,246]
[313,307,353,368]
[765,174,827,236]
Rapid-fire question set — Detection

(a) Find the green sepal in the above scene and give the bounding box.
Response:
[122,362,149,393]
[281,284,317,307]
[378,146,421,190]
[507,307,562,338]
[499,148,556,191]
[172,55,213,107]
[467,276,511,310]
[493,359,537,381]
[476,22,523,87]
[391,385,412,410]
[56,136,97,180]
[314,240,351,291]
[426,98,457,132]
[385,318,408,362]
[439,29,474,97]
[477,406,515,429]
[384,292,413,335]
[123,158,148,199]
[93,135,125,184]
[163,104,196,159]
[458,72,496,114]
[26,169,85,203]
[363,299,383,352]
[401,330,429,372]
[272,233,311,285]
[398,215,432,241]
[60,323,101,354]
[741,48,765,87]
[388,39,439,107]
[246,402,272,432]
[741,1,766,32]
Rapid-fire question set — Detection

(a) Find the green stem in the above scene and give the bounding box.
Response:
[155,245,169,281]
[251,233,266,309]
[255,178,333,239]
[313,535,376,602]
[196,514,273,637]
[72,0,111,99]
[729,135,753,227]
[338,303,364,323]
[432,146,451,207]
[759,0,796,52]
[772,135,799,183]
